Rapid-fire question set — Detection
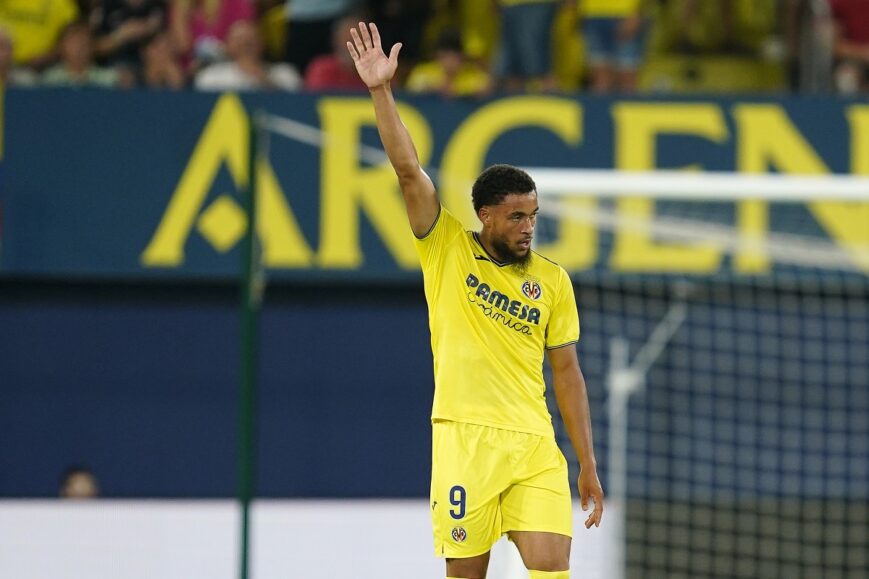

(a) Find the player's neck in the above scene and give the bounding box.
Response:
[476,229,509,264]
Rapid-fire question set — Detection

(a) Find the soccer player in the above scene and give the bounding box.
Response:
[347,22,604,579]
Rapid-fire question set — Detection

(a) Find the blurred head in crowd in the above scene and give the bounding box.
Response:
[332,16,359,68]
[59,21,94,72]
[434,28,464,78]
[225,20,262,63]
[141,31,186,89]
[59,465,100,499]
[142,31,174,66]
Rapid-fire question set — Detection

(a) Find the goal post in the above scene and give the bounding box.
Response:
[539,169,868,579]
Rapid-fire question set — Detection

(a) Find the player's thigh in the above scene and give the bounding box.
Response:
[500,435,572,538]
[431,422,508,559]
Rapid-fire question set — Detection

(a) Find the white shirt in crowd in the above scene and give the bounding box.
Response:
[195,62,302,92]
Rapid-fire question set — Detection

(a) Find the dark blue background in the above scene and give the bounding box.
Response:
[0,282,433,497]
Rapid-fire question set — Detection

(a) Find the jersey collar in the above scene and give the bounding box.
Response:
[472,232,511,267]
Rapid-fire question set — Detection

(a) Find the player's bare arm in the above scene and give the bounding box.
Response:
[347,21,439,238]
[547,345,605,529]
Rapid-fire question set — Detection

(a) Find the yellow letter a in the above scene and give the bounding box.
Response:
[141,94,312,267]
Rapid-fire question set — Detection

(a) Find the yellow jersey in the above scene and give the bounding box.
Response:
[405,62,490,97]
[0,0,79,64]
[414,207,579,437]
[580,0,641,17]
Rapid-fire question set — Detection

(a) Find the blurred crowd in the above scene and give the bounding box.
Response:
[0,0,866,95]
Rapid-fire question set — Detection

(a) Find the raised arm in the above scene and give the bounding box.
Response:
[547,345,604,529]
[347,22,439,237]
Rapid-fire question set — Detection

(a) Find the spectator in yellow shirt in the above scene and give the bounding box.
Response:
[405,28,491,98]
[0,25,37,86]
[0,0,79,70]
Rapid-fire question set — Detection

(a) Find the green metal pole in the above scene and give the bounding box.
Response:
[239,109,260,579]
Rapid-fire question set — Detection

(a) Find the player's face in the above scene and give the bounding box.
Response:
[480,192,539,264]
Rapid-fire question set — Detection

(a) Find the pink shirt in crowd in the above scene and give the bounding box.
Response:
[173,0,254,67]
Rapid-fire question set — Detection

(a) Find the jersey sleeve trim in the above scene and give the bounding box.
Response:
[544,340,579,350]
[414,205,442,240]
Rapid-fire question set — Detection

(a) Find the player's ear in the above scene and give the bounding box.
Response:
[478,206,490,225]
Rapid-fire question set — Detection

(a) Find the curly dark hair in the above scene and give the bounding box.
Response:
[471,165,537,213]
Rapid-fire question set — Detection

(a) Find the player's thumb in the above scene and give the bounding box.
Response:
[388,42,403,64]
[580,488,589,511]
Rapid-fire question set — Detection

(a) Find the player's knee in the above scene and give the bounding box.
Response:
[445,566,487,578]
[446,555,489,579]
[528,570,570,578]
[525,553,569,573]
[519,543,569,573]
[512,533,570,573]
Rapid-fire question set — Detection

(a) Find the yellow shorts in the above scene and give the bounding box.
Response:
[430,420,573,559]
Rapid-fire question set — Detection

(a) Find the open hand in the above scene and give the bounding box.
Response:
[346,21,402,89]
[578,468,604,528]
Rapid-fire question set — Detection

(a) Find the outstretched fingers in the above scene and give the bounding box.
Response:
[388,42,403,65]
[346,40,359,61]
[349,26,365,56]
[369,22,382,50]
[358,21,373,50]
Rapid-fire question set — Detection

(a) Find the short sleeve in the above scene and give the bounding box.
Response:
[413,206,465,274]
[545,268,580,349]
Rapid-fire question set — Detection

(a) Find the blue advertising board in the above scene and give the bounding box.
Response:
[2,90,868,281]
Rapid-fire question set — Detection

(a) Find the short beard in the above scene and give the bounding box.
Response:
[491,237,532,274]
